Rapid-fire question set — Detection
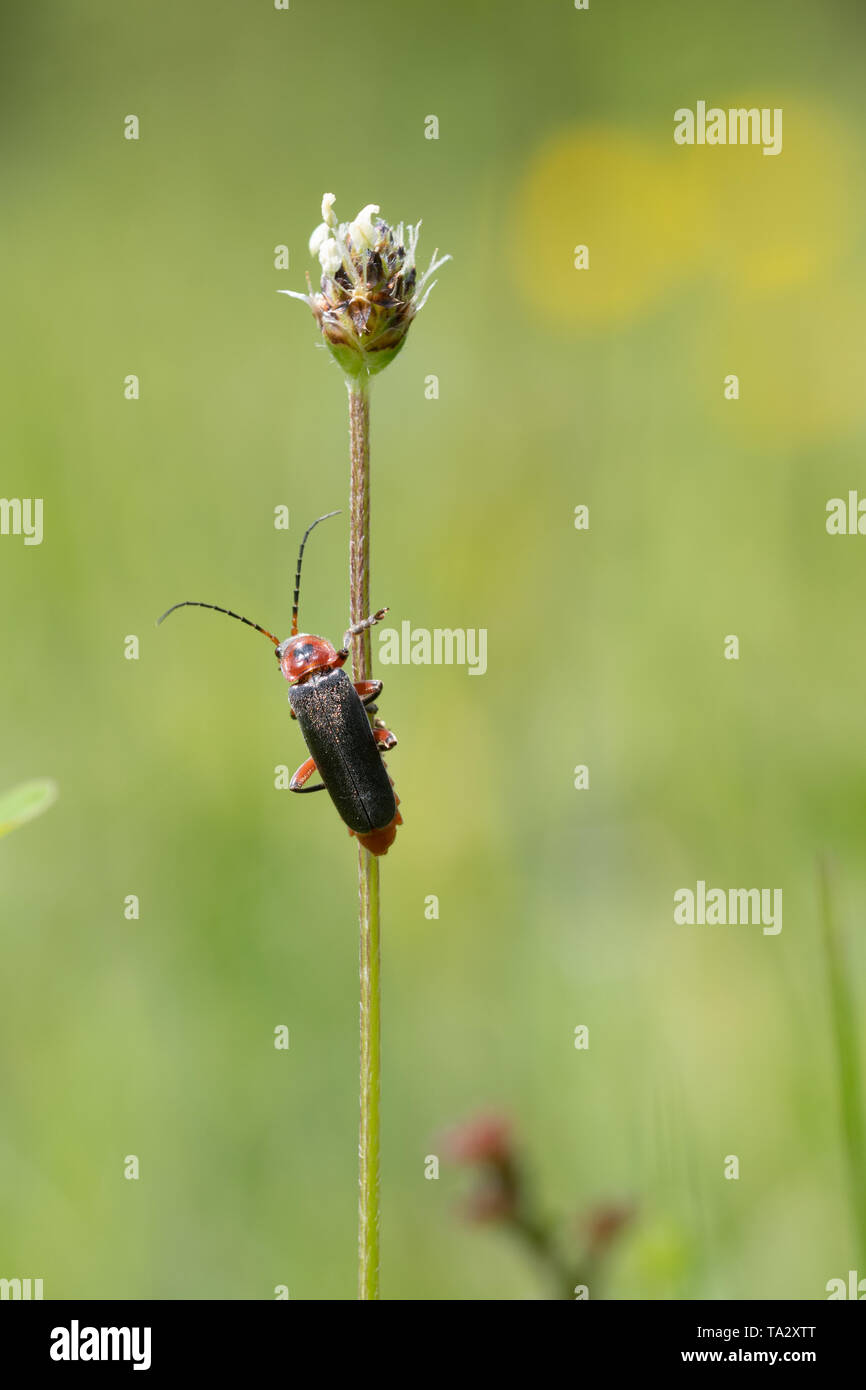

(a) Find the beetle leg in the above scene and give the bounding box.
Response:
[373,726,398,752]
[289,756,327,794]
[335,607,389,662]
[354,679,383,706]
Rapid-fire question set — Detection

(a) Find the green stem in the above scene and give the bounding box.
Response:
[349,378,381,1300]
[819,856,866,1272]
[348,382,372,680]
[358,848,380,1299]
[511,1210,581,1298]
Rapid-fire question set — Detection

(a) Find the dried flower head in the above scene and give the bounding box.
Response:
[438,1112,519,1224]
[439,1112,513,1166]
[280,193,450,380]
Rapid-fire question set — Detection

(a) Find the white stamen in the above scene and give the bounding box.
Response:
[318,236,342,277]
[309,222,330,257]
[349,204,381,252]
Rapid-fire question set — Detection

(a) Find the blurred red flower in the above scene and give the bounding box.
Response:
[439,1112,513,1166]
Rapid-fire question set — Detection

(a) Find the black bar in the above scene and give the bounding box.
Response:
[2,1299,860,1374]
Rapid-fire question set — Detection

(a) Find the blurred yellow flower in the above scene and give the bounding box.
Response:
[511,128,707,328]
[698,103,859,292]
[512,105,863,330]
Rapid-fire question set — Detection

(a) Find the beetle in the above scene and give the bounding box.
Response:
[158,511,402,855]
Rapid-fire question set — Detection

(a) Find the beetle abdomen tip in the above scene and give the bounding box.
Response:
[352,813,401,856]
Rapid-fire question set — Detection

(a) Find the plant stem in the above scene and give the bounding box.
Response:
[818,856,866,1273]
[358,846,380,1299]
[349,378,381,1300]
[510,1208,582,1298]
[348,383,372,680]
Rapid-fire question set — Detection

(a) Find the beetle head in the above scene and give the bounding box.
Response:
[277,632,339,683]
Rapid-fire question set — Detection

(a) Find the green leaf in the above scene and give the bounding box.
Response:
[0,779,59,838]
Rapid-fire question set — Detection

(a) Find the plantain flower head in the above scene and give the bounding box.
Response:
[280,193,451,380]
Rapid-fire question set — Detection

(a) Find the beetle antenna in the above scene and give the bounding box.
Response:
[292,510,341,636]
[157,601,280,646]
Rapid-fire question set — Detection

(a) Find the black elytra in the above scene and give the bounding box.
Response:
[289,667,396,836]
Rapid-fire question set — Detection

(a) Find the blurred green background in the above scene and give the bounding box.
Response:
[2,0,866,1299]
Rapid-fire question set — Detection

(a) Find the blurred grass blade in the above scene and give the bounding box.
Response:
[0,779,58,838]
[819,856,866,1270]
